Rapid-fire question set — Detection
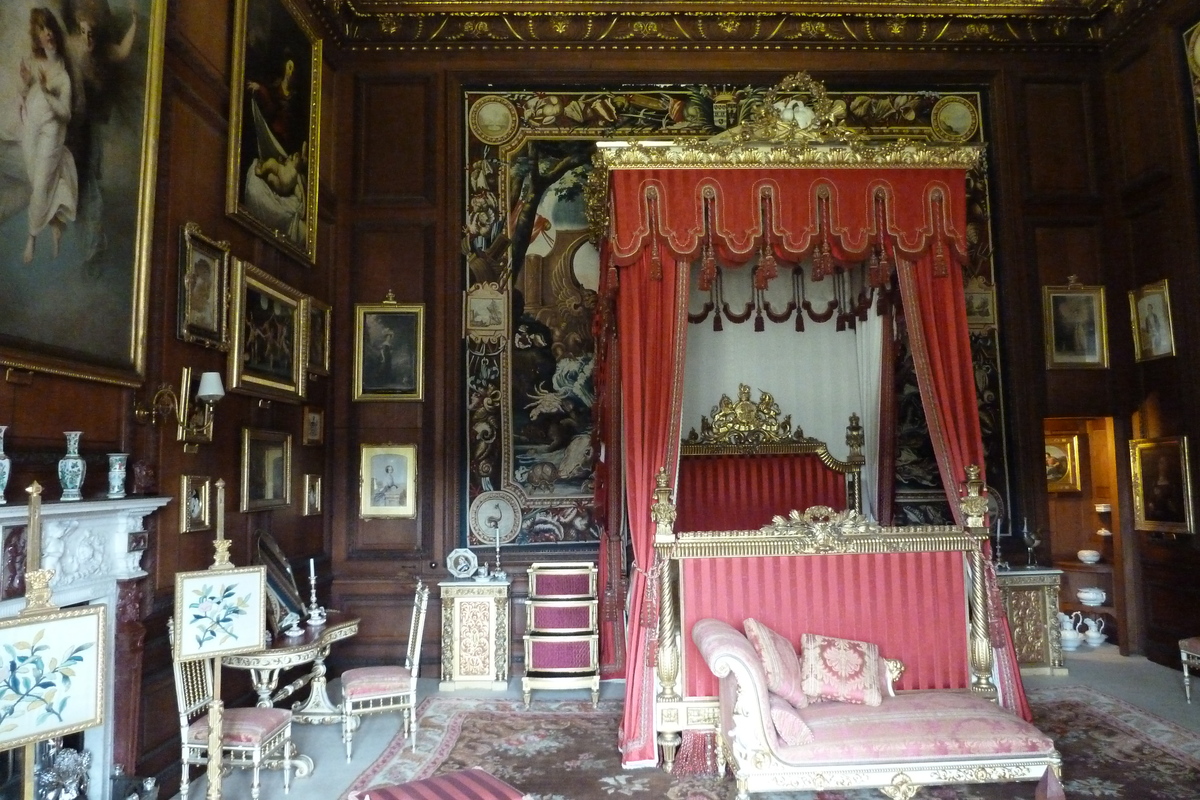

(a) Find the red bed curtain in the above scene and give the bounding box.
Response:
[595,164,1024,767]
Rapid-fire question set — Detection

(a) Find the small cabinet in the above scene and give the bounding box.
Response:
[439,578,511,691]
[996,568,1067,675]
[522,562,599,706]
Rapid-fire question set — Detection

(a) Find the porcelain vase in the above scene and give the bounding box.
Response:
[0,425,9,505]
[107,453,128,499]
[58,431,86,502]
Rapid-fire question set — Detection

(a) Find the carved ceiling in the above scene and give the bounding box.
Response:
[307,0,1160,49]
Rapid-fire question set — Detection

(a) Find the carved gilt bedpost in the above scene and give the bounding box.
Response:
[650,468,683,768]
[959,465,996,695]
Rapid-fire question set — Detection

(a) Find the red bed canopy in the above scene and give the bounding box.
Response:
[586,75,1027,767]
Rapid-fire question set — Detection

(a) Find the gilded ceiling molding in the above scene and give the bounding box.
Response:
[307,0,1165,49]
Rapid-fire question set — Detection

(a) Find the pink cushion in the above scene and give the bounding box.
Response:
[343,666,415,700]
[349,767,526,799]
[187,707,290,744]
[800,633,882,706]
[768,694,814,746]
[776,691,1057,762]
[743,619,807,707]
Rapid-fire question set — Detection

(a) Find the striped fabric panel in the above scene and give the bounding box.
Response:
[362,768,526,799]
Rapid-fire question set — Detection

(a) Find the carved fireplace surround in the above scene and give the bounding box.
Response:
[0,495,170,800]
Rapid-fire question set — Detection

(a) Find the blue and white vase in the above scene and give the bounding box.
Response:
[58,431,86,502]
[107,453,128,499]
[0,425,9,505]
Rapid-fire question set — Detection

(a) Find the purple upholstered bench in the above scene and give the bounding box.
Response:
[347,768,528,800]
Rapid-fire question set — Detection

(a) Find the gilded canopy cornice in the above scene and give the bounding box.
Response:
[309,0,1162,49]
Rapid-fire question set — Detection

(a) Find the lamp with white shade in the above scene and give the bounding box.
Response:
[134,367,225,451]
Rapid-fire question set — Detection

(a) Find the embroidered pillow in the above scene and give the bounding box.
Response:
[767,693,814,746]
[743,618,807,707]
[800,633,883,706]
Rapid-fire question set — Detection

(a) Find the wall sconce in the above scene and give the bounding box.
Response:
[135,367,225,451]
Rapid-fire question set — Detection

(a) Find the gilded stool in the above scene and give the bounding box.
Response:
[1181,637,1200,703]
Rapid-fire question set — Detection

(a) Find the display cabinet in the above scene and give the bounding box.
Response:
[996,567,1067,676]
[439,578,511,691]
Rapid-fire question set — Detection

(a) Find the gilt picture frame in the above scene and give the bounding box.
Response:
[1131,436,1194,534]
[1042,284,1109,369]
[302,473,322,516]
[1044,434,1081,493]
[180,475,212,534]
[1129,279,1175,362]
[301,405,324,445]
[359,444,417,518]
[354,300,425,401]
[172,566,267,662]
[303,296,331,376]
[240,428,292,511]
[0,1,167,387]
[226,0,322,265]
[228,259,306,402]
[177,222,231,350]
[0,605,106,750]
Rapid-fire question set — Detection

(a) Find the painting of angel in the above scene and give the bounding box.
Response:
[226,0,321,265]
[0,0,165,385]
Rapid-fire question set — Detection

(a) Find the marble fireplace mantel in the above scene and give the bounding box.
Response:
[0,495,171,800]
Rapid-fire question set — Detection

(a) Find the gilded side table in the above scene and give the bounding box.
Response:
[996,567,1067,676]
[439,578,511,690]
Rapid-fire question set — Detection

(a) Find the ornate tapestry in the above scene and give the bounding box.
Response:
[462,82,1012,547]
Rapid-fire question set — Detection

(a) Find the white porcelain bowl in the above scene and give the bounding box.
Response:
[1076,587,1106,606]
[1060,630,1084,650]
[1084,632,1107,646]
[1077,549,1101,564]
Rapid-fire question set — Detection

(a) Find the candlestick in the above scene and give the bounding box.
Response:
[309,557,316,583]
[215,479,225,541]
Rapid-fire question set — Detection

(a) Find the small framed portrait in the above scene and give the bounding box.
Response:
[1131,436,1194,534]
[303,297,331,376]
[177,222,231,350]
[240,428,292,512]
[302,474,322,516]
[1044,435,1081,493]
[172,566,267,662]
[0,605,106,750]
[354,296,425,402]
[360,444,417,518]
[963,287,996,328]
[465,282,507,342]
[228,259,306,403]
[1042,283,1108,369]
[301,405,324,446]
[1128,279,1175,362]
[180,475,212,534]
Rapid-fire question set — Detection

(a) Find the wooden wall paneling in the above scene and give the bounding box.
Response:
[1020,79,1098,199]
[354,76,439,205]
[1109,47,1173,190]
[170,0,232,82]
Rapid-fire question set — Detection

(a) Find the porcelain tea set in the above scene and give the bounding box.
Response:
[1057,611,1107,649]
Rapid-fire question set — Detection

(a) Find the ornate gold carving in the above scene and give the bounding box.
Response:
[651,468,678,543]
[959,464,989,527]
[686,384,795,449]
[762,507,880,554]
[1003,586,1049,664]
[656,556,681,701]
[686,706,719,726]
[880,773,919,800]
[883,657,905,685]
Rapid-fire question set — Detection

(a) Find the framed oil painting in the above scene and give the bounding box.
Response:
[1129,279,1175,362]
[1042,283,1108,369]
[302,473,321,516]
[354,297,425,401]
[180,474,212,534]
[1044,434,1081,493]
[240,427,292,511]
[359,444,417,518]
[1131,436,1194,534]
[301,405,324,445]
[0,604,105,750]
[303,296,330,375]
[226,0,322,265]
[172,566,266,662]
[177,222,231,350]
[0,1,167,387]
[228,259,306,402]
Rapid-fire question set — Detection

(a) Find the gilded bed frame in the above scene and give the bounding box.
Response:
[650,467,995,768]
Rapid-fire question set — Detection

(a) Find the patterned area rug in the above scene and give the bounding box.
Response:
[343,686,1200,799]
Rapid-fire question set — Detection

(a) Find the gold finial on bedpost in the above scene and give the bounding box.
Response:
[845,413,865,465]
[959,464,989,529]
[651,467,677,543]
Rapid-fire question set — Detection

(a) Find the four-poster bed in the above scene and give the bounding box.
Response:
[586,74,1030,770]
